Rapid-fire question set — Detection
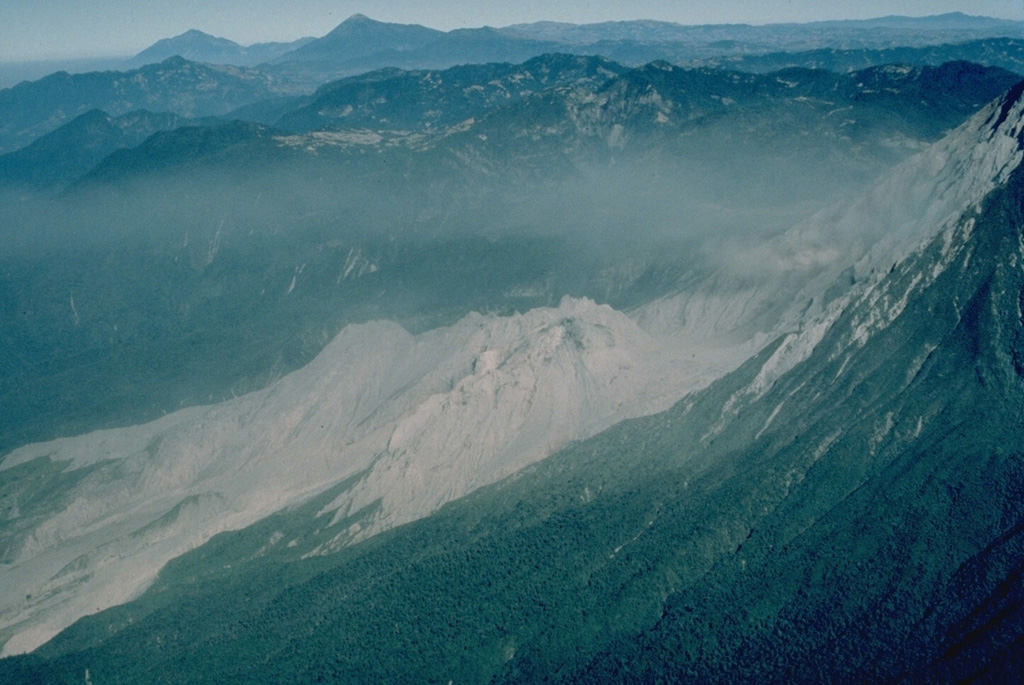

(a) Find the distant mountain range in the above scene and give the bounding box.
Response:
[16,57,1015,197]
[0,57,291,154]
[2,11,1020,92]
[125,29,315,68]
[3,12,1024,681]
[693,36,1024,74]
[272,53,630,134]
[257,12,1024,87]
[276,13,443,64]
[3,12,1024,155]
[130,12,1024,73]
[0,109,210,190]
[503,11,1023,41]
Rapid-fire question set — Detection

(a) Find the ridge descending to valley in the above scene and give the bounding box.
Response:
[1,53,1018,461]
[11,70,1024,685]
[2,11,1024,683]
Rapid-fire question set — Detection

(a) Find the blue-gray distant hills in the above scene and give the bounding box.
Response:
[0,57,292,154]
[0,109,212,190]
[273,13,444,64]
[263,11,1024,66]
[115,12,1024,87]
[2,14,1024,682]
[60,59,1024,194]
[135,12,1024,70]
[125,29,315,68]
[694,36,1024,73]
[5,12,1024,155]
[260,12,1024,86]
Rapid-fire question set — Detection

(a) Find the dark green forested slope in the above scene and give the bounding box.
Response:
[4,96,1024,685]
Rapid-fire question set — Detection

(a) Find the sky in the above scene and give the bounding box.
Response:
[2,0,1022,62]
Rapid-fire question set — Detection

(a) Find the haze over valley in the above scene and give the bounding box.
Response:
[2,7,1024,682]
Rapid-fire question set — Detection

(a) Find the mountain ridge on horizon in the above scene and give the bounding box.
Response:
[4,10,1021,92]
[156,10,1024,48]
[2,10,1024,680]
[124,10,1024,69]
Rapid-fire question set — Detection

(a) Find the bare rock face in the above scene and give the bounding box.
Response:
[0,295,741,655]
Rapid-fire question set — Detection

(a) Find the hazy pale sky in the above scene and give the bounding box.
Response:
[2,0,1022,61]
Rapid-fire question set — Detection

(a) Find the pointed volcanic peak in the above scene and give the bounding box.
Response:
[277,13,444,64]
[127,29,243,66]
[127,30,315,68]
